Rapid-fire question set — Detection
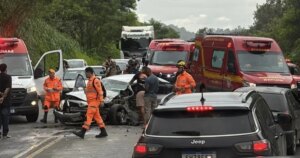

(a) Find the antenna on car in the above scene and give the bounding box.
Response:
[199,83,206,105]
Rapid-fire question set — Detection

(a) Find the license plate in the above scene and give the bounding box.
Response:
[182,151,217,158]
[10,109,15,114]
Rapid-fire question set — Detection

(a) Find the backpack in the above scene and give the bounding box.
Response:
[93,78,107,98]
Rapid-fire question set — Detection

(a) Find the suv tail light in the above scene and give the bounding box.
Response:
[133,143,163,156]
[134,143,147,154]
[235,139,270,155]
[186,106,214,112]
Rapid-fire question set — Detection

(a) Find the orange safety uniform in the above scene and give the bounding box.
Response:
[82,75,105,130]
[43,77,63,112]
[175,71,196,95]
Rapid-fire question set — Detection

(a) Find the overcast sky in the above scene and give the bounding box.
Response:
[136,0,266,32]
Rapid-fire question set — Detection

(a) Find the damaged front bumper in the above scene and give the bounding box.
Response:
[54,110,84,124]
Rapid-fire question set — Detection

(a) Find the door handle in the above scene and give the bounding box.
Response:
[274,135,279,139]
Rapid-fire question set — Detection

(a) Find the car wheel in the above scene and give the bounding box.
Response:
[109,104,128,125]
[26,112,39,122]
[287,133,297,155]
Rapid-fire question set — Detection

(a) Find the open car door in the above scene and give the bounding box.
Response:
[34,50,63,98]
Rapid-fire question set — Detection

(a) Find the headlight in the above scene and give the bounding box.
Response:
[243,80,256,87]
[166,74,171,78]
[27,86,37,93]
[291,84,297,89]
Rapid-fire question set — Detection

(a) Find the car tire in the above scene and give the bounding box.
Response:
[287,133,297,155]
[109,104,128,125]
[26,112,39,122]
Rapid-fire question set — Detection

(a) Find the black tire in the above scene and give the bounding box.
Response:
[26,112,39,122]
[109,104,128,125]
[287,133,297,155]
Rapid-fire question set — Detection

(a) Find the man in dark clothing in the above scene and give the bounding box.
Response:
[129,68,147,124]
[142,67,159,127]
[128,55,140,74]
[0,63,12,139]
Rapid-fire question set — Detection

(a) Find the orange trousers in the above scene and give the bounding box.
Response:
[82,106,105,130]
[43,100,60,112]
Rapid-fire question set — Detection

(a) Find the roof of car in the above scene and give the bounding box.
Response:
[235,86,289,94]
[90,65,105,68]
[65,67,86,71]
[157,92,253,111]
[65,59,86,61]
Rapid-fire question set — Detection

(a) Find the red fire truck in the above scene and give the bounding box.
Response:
[147,39,194,83]
[192,35,296,91]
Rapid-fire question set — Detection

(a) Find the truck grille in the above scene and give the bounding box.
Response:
[11,88,27,104]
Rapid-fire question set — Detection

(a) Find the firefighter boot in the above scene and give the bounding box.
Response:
[73,128,86,139]
[95,128,108,138]
[40,112,48,123]
[53,111,58,123]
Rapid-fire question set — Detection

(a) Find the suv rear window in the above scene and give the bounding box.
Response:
[146,110,255,136]
[260,93,286,112]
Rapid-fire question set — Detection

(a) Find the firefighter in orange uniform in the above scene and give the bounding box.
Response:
[175,61,196,95]
[73,67,108,139]
[40,69,62,123]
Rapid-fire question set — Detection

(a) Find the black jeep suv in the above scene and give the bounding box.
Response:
[132,91,288,158]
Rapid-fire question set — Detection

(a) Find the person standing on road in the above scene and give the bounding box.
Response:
[105,61,121,77]
[0,63,12,138]
[73,67,108,139]
[129,68,147,125]
[128,55,140,74]
[143,67,159,127]
[174,61,196,95]
[40,69,63,123]
[103,56,113,70]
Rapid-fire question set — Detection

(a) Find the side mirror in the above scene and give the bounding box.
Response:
[275,113,292,124]
[290,67,295,75]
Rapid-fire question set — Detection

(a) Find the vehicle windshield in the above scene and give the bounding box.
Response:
[150,51,188,65]
[64,70,86,80]
[102,78,128,92]
[93,67,105,76]
[115,62,127,71]
[0,54,32,76]
[67,60,85,68]
[260,93,286,112]
[121,38,150,52]
[146,110,255,136]
[237,51,290,73]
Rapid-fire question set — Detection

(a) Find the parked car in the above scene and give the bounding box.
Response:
[64,59,87,68]
[133,91,288,157]
[62,67,87,98]
[235,86,300,155]
[54,74,173,125]
[287,62,300,96]
[90,65,106,78]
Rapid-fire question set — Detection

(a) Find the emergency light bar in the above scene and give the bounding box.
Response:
[244,40,272,49]
[0,38,18,49]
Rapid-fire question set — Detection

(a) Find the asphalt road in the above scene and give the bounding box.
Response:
[1,105,300,158]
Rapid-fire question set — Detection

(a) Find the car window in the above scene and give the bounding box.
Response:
[63,70,86,80]
[211,50,225,69]
[287,91,300,109]
[260,93,287,112]
[93,67,105,76]
[257,98,275,126]
[146,110,255,136]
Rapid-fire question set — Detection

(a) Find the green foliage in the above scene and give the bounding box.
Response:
[251,0,300,64]
[144,19,180,39]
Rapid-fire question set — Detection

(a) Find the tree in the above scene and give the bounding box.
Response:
[145,19,180,39]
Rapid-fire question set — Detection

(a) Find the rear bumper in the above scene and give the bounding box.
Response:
[53,110,84,124]
[11,91,39,115]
